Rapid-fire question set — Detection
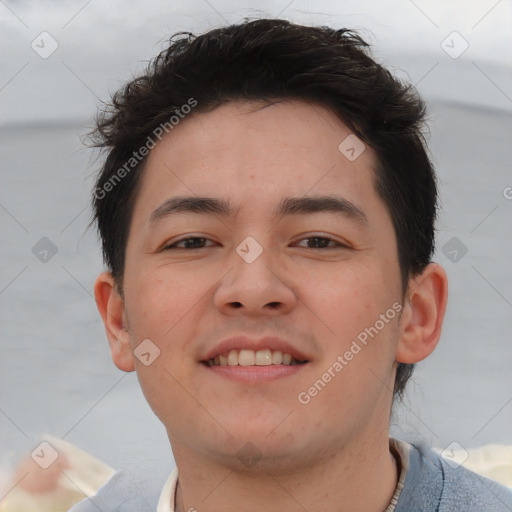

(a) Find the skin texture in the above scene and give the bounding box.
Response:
[95,99,448,512]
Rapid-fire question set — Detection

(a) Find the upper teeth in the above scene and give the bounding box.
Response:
[207,349,302,367]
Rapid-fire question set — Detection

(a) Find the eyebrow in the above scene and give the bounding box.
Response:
[149,195,368,226]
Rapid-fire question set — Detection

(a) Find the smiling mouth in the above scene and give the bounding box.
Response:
[203,348,308,367]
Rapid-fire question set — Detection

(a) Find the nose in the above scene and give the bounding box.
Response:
[213,241,296,317]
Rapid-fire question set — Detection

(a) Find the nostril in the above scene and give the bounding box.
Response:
[228,301,281,309]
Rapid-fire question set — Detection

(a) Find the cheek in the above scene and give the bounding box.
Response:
[123,267,207,424]
[306,261,399,392]
[125,264,209,339]
[305,263,385,340]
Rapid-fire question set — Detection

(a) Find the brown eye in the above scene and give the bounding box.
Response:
[165,237,214,249]
[295,237,344,249]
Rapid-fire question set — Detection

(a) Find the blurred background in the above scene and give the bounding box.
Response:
[1,0,511,500]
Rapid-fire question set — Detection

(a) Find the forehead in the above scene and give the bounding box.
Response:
[132,99,380,222]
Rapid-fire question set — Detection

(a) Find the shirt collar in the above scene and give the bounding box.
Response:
[157,466,178,512]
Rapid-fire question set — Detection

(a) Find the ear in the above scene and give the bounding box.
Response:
[94,272,135,372]
[396,263,448,364]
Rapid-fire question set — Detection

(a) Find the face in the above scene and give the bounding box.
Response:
[114,100,406,469]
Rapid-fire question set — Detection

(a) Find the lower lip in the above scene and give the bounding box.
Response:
[202,363,308,383]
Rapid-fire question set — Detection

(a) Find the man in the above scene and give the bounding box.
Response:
[72,18,512,511]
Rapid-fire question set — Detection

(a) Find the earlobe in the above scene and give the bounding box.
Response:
[396,263,448,364]
[94,272,135,372]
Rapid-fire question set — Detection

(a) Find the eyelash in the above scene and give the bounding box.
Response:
[164,236,346,250]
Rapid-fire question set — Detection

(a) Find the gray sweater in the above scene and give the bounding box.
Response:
[395,442,512,511]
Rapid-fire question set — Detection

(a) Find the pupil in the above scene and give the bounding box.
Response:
[185,238,204,248]
[309,237,328,248]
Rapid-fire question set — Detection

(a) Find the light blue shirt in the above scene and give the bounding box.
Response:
[396,441,512,511]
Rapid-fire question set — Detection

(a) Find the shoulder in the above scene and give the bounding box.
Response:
[434,445,512,511]
[398,441,512,512]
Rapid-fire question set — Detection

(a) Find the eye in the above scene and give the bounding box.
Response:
[164,237,216,249]
[163,235,346,250]
[293,236,346,249]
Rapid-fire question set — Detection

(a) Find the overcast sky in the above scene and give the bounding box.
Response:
[1,0,511,124]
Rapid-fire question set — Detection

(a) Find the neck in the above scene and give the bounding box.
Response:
[172,433,398,512]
